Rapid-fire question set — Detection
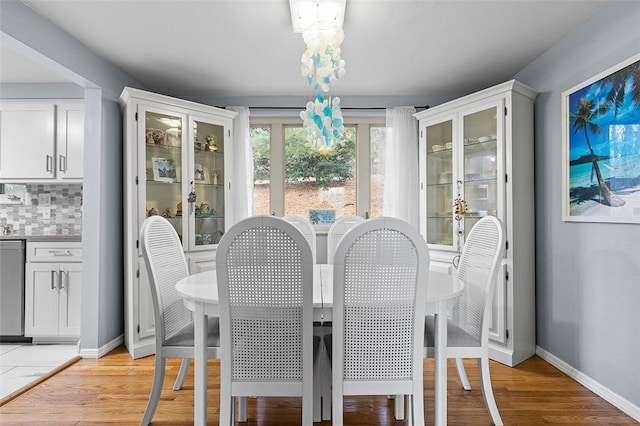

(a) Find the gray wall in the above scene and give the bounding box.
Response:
[515,2,640,410]
[1,1,142,355]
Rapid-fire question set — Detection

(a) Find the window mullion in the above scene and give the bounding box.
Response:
[355,122,370,218]
[270,122,285,216]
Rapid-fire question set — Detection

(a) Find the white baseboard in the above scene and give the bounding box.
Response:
[536,346,640,422]
[79,334,124,359]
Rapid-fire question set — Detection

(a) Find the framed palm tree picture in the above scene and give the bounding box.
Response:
[562,53,640,223]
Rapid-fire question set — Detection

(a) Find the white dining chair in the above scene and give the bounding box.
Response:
[331,217,430,426]
[283,215,317,262]
[424,215,505,425]
[139,215,220,426]
[216,215,315,425]
[326,215,365,264]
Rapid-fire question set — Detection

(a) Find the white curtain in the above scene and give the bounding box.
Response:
[227,106,253,221]
[383,106,419,229]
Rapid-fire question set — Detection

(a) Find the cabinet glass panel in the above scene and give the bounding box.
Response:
[462,106,498,237]
[425,120,453,246]
[193,119,225,247]
[144,111,183,240]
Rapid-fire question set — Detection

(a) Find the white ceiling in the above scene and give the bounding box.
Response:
[1,0,609,99]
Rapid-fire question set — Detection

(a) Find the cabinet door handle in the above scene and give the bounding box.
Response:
[59,155,67,172]
[46,155,53,172]
[49,250,73,256]
[59,270,65,291]
[51,270,58,290]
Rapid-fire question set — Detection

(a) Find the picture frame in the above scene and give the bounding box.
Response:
[152,157,177,183]
[194,162,208,183]
[562,53,640,223]
[309,209,336,225]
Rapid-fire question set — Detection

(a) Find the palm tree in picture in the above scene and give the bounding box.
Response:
[570,97,625,207]
[601,60,640,117]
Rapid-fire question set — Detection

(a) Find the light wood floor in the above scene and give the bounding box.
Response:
[0,345,635,425]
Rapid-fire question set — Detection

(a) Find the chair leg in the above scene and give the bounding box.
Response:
[394,394,405,420]
[238,396,248,422]
[332,385,343,426]
[455,357,472,390]
[412,388,425,426]
[219,383,232,425]
[478,357,503,425]
[173,357,190,391]
[141,355,166,426]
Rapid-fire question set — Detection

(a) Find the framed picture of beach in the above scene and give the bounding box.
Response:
[562,53,640,223]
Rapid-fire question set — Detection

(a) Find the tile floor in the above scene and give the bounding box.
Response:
[0,343,79,400]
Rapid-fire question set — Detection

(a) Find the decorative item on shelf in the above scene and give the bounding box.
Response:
[200,202,211,216]
[212,170,220,185]
[161,207,171,218]
[146,128,167,145]
[147,207,158,217]
[176,201,182,216]
[194,162,205,181]
[453,180,467,252]
[205,135,217,152]
[145,128,155,145]
[188,182,197,203]
[152,157,177,182]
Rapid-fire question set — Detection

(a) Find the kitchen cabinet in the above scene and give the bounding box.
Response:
[24,242,82,340]
[56,102,85,180]
[120,87,237,358]
[415,80,537,366]
[0,100,84,182]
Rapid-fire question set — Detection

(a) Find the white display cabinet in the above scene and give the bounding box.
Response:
[415,80,537,366]
[120,87,237,358]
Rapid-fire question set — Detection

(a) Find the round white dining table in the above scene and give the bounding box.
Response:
[176,264,463,426]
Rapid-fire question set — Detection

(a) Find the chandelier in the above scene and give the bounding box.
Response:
[290,0,346,147]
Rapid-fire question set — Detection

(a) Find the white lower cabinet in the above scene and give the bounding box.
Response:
[24,242,82,339]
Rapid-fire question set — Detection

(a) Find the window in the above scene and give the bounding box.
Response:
[250,114,385,227]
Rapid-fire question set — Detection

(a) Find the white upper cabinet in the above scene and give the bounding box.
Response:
[56,102,85,180]
[0,100,84,182]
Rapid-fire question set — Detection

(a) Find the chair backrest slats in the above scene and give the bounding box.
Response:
[327,215,365,264]
[451,216,504,341]
[282,215,316,262]
[140,216,191,344]
[333,217,429,382]
[217,215,313,382]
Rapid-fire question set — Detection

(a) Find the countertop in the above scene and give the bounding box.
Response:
[0,234,82,242]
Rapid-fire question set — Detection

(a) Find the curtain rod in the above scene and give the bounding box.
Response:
[219,105,430,111]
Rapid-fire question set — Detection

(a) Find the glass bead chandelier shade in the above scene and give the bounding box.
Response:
[301,23,346,93]
[300,94,345,147]
[291,0,347,148]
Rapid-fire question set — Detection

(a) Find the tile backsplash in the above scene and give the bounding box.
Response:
[0,184,82,236]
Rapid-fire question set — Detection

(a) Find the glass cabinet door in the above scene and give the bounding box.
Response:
[461,105,500,239]
[142,108,184,243]
[189,116,225,250]
[424,119,454,247]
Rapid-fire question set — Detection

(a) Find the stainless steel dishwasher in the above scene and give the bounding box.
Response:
[0,240,26,338]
